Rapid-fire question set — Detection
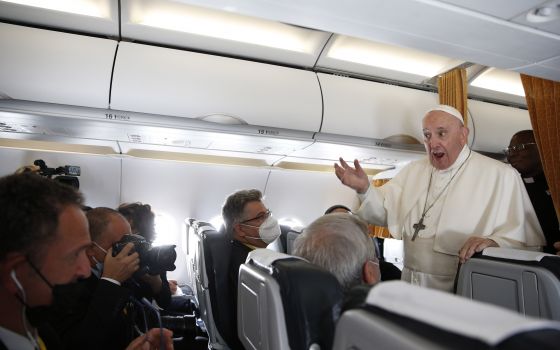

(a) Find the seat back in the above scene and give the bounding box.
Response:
[333,281,560,350]
[456,247,560,320]
[238,249,343,350]
[187,219,232,349]
[268,225,301,255]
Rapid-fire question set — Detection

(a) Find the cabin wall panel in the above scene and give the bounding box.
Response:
[0,148,122,208]
[264,168,359,227]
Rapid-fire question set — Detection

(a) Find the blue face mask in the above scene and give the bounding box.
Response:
[91,242,107,276]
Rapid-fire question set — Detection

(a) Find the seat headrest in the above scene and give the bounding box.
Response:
[272,258,343,350]
[482,247,557,262]
[246,248,305,268]
[367,281,560,345]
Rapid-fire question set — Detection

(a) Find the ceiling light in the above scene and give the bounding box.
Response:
[130,1,324,53]
[1,0,111,18]
[326,36,462,78]
[470,68,525,96]
[527,3,560,23]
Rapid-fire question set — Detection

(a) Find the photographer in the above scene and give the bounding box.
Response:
[118,203,172,309]
[49,207,170,350]
[0,174,173,350]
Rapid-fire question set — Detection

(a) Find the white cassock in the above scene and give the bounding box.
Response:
[356,145,546,292]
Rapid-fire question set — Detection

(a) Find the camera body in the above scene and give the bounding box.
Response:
[33,159,81,189]
[112,234,177,275]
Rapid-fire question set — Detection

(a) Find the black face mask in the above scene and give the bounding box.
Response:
[21,258,86,327]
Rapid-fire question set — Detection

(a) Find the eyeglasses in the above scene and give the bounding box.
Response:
[503,142,536,156]
[241,209,271,224]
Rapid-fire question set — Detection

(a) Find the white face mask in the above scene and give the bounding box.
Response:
[242,215,282,244]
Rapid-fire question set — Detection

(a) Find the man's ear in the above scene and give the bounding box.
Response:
[362,260,381,285]
[461,125,470,144]
[0,252,27,293]
[233,223,245,239]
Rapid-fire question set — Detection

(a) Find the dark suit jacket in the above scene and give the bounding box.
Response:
[524,174,559,253]
[48,274,133,350]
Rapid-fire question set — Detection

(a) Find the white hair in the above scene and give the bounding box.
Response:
[293,213,377,290]
[424,104,464,125]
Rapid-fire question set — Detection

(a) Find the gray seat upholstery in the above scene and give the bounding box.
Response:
[186,219,232,349]
[268,225,301,255]
[456,247,560,320]
[238,249,343,350]
[333,281,560,350]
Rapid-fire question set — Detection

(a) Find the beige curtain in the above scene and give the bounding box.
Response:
[438,68,468,125]
[369,179,392,238]
[521,74,560,220]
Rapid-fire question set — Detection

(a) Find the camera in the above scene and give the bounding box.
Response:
[33,159,81,189]
[112,234,177,275]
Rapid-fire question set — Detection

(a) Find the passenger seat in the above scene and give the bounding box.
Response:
[333,281,560,350]
[456,247,560,320]
[238,248,343,350]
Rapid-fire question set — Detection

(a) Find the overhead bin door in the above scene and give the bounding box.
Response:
[0,23,117,108]
[111,42,323,132]
[318,73,437,141]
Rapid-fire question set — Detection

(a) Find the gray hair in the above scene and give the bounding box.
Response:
[293,213,377,290]
[222,189,262,235]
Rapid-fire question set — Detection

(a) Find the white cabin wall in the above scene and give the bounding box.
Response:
[0,147,121,208]
[264,168,360,227]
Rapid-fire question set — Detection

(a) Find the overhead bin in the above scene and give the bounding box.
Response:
[318,73,437,141]
[111,42,323,132]
[468,100,531,154]
[0,23,117,108]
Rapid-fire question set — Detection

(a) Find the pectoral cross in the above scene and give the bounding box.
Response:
[412,216,425,241]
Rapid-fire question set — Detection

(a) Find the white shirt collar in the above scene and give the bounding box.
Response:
[0,326,36,350]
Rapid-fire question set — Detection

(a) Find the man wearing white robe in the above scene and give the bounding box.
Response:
[335,105,545,292]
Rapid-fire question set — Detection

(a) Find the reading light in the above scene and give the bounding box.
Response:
[527,3,560,23]
[325,36,462,78]
[130,1,324,53]
[1,0,111,18]
[470,68,525,97]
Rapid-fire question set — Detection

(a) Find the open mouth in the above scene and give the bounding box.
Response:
[432,151,445,159]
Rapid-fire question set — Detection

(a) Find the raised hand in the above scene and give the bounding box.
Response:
[102,243,140,283]
[334,158,370,194]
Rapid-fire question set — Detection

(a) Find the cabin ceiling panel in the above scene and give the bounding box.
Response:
[437,0,547,20]
[513,63,560,82]
[0,0,119,37]
[111,42,323,132]
[120,0,330,68]
[0,23,116,108]
[182,0,560,81]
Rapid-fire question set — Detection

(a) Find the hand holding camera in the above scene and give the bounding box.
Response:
[102,243,140,283]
